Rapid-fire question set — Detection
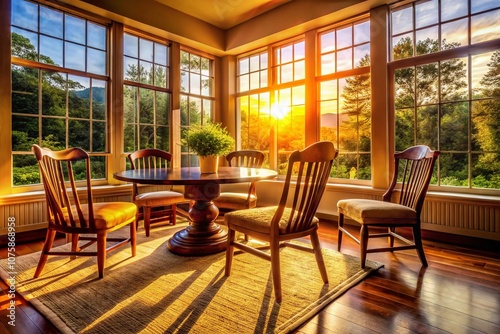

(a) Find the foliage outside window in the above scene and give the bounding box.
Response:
[11,0,108,186]
[123,32,171,154]
[180,50,215,167]
[318,19,371,180]
[391,0,500,190]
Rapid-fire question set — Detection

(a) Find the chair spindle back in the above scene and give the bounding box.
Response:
[33,144,94,229]
[272,141,337,234]
[383,145,440,213]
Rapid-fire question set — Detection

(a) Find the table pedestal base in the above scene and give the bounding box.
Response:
[167,184,227,256]
[167,223,227,256]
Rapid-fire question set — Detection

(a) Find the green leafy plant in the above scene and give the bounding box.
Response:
[184,122,235,157]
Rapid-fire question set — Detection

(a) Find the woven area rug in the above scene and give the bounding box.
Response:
[1,221,383,334]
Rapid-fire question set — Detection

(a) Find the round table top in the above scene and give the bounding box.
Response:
[113,166,278,186]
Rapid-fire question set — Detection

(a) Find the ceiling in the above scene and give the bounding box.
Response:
[154,0,292,29]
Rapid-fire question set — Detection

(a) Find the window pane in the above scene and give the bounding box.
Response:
[40,35,63,66]
[139,39,154,62]
[11,28,38,61]
[441,153,468,187]
[354,44,370,67]
[124,34,138,57]
[140,60,153,85]
[416,105,438,148]
[337,48,352,71]
[393,34,414,60]
[12,116,38,151]
[68,119,90,150]
[87,48,106,75]
[416,63,438,105]
[392,5,413,35]
[321,54,335,75]
[87,22,106,50]
[42,70,66,116]
[65,42,86,71]
[441,102,469,151]
[441,18,468,48]
[92,79,106,121]
[68,74,90,118]
[320,31,335,53]
[416,26,439,55]
[471,9,500,44]
[472,0,499,13]
[124,56,139,81]
[354,20,370,44]
[441,0,468,21]
[65,15,85,44]
[441,57,468,102]
[12,65,38,115]
[337,26,352,49]
[40,6,63,38]
[416,0,438,28]
[155,44,167,65]
[12,0,38,31]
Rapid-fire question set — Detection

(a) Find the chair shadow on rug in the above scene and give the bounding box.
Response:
[3,221,382,334]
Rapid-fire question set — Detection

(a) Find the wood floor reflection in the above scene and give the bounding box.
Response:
[1,220,499,333]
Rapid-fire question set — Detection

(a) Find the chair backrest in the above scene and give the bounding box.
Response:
[225,150,265,199]
[128,148,174,195]
[33,144,94,229]
[226,150,265,168]
[383,145,440,214]
[272,141,337,234]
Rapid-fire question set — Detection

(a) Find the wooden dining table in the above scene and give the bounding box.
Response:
[113,166,277,256]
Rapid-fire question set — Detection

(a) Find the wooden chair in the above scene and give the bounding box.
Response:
[337,145,440,268]
[32,144,137,279]
[213,150,265,212]
[128,148,185,237]
[224,141,337,303]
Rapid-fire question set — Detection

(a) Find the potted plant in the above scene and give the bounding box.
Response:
[184,122,235,173]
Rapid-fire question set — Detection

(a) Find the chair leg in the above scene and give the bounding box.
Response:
[171,205,177,225]
[143,207,151,237]
[413,225,428,267]
[389,227,396,249]
[97,233,107,278]
[34,229,56,278]
[270,240,282,303]
[224,228,236,276]
[310,230,328,284]
[130,220,137,257]
[337,213,344,251]
[360,224,369,269]
[70,233,80,259]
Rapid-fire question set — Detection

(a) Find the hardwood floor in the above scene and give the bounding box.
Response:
[1,221,499,334]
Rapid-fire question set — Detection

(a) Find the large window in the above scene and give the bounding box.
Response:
[11,0,108,186]
[391,0,500,190]
[238,19,371,179]
[318,19,371,180]
[123,32,171,153]
[238,51,271,167]
[238,40,308,175]
[180,50,215,167]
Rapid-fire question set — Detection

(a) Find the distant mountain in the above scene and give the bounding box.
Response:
[73,87,106,103]
[320,112,349,127]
